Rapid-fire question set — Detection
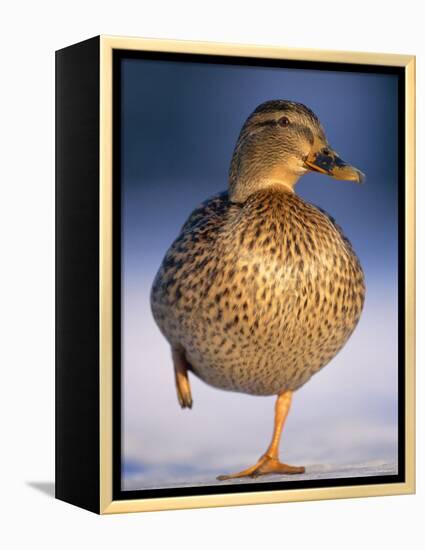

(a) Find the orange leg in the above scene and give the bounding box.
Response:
[172,348,193,409]
[217,390,305,480]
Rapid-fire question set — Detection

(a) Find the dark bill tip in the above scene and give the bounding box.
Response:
[305,149,365,184]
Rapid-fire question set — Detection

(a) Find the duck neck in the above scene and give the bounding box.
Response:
[229,163,300,203]
[228,138,303,202]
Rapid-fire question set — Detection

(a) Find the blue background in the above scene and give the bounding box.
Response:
[120,57,399,490]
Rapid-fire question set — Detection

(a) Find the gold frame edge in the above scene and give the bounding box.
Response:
[99,37,114,513]
[98,36,416,515]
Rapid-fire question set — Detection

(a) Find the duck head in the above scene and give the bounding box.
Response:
[229,100,365,203]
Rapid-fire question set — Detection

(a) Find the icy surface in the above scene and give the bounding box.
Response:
[123,461,397,491]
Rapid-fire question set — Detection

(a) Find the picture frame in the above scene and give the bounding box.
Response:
[55,35,415,514]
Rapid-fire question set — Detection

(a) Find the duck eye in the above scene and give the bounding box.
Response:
[278,116,290,127]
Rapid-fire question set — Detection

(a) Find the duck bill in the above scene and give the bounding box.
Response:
[305,148,365,183]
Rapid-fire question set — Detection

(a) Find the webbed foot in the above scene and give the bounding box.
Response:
[172,348,193,409]
[217,454,305,480]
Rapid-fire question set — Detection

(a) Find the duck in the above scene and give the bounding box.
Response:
[151,100,366,480]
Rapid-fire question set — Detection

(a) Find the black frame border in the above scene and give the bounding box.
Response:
[112,49,406,502]
[55,36,101,513]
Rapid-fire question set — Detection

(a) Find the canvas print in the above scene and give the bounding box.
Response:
[119,55,399,492]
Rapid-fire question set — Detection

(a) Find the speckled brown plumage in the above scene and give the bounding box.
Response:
[149,99,366,479]
[151,187,365,396]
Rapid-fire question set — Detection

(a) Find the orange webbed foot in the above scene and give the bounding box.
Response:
[176,374,193,409]
[172,348,193,409]
[217,454,305,480]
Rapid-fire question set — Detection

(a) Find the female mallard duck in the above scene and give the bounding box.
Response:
[151,100,365,480]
